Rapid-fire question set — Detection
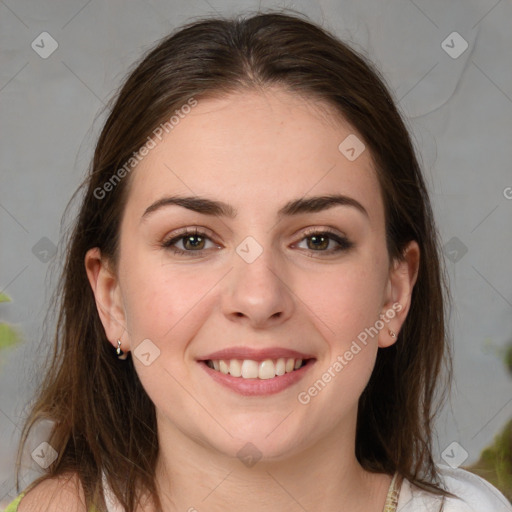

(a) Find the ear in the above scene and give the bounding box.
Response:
[378,240,420,348]
[85,247,129,351]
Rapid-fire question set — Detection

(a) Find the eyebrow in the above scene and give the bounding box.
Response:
[141,193,369,220]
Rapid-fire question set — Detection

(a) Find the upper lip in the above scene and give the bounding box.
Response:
[198,346,315,362]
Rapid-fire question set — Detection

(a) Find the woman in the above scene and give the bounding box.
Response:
[7,11,511,512]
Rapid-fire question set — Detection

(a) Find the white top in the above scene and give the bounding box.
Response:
[102,464,512,511]
[397,464,512,511]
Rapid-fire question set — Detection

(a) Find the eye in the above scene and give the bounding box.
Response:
[162,228,218,256]
[294,228,354,255]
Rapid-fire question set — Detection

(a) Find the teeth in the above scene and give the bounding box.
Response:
[219,360,229,374]
[229,359,242,377]
[206,357,305,379]
[275,358,286,376]
[241,359,259,378]
[259,359,275,380]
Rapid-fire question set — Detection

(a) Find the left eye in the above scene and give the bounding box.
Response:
[294,230,353,253]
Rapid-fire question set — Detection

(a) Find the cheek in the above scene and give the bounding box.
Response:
[307,262,387,345]
[294,265,384,428]
[119,251,215,344]
[297,257,387,403]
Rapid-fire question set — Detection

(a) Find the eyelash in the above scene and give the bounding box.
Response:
[161,227,354,257]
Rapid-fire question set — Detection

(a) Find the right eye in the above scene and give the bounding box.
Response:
[161,228,219,256]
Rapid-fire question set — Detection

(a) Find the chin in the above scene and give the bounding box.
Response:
[203,417,310,464]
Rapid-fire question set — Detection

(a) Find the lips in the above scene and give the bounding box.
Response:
[199,346,314,362]
[197,346,316,396]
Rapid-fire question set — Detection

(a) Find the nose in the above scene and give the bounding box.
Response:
[221,244,295,329]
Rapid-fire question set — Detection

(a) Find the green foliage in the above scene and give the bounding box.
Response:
[0,292,21,351]
[0,292,12,303]
[465,341,512,502]
[466,419,512,502]
[506,344,512,375]
[0,323,20,350]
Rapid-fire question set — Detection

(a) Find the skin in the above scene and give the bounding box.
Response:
[84,88,420,512]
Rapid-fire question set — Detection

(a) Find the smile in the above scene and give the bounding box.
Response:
[205,357,306,379]
[199,357,315,396]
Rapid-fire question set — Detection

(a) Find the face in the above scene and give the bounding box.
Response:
[86,88,418,461]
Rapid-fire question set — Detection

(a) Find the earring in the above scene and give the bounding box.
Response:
[388,329,397,339]
[116,339,128,360]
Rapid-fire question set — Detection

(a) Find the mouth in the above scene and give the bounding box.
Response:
[197,350,316,396]
[202,357,310,379]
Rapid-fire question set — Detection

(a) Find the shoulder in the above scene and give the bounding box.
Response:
[397,464,512,511]
[16,473,88,512]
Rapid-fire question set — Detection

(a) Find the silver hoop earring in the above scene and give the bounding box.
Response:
[116,339,128,360]
[388,329,397,339]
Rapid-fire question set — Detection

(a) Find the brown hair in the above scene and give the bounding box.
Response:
[16,10,453,511]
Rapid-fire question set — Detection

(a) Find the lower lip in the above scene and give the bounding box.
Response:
[198,360,315,396]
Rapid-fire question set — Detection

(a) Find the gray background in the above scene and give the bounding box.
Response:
[1,0,511,507]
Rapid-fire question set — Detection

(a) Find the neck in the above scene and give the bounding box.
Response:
[152,415,391,512]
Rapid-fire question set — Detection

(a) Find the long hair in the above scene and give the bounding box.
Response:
[16,11,452,511]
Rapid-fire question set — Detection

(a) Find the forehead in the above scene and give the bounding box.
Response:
[125,88,383,223]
